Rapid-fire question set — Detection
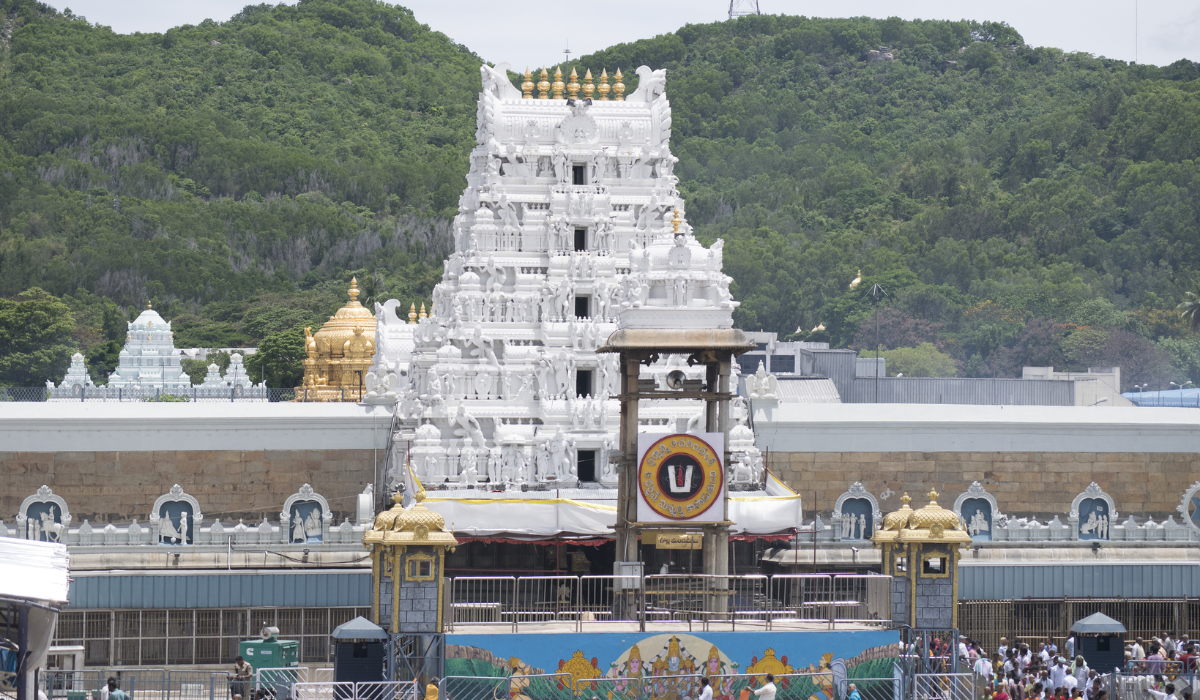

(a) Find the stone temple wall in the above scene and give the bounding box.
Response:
[0,449,375,524]
[768,451,1197,519]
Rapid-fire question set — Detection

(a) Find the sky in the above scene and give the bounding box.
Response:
[51,0,1199,69]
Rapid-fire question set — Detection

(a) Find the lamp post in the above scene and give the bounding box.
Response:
[869,282,889,403]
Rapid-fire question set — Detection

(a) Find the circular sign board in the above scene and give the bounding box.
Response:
[638,434,722,520]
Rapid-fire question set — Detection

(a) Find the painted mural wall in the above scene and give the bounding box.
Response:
[447,630,900,700]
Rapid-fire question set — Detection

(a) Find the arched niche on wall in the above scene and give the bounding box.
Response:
[17,485,72,542]
[281,483,332,544]
[1071,482,1117,541]
[833,482,881,541]
[150,484,202,545]
[953,482,1004,543]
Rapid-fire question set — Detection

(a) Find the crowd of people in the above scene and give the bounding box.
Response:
[922,633,1200,700]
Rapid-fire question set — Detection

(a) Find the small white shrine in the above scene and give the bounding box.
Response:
[46,353,97,397]
[197,352,266,396]
[106,305,192,392]
[359,63,799,539]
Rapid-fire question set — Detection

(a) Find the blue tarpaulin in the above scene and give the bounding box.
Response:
[1122,388,1200,407]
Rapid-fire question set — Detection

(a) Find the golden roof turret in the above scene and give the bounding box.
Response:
[873,491,971,546]
[363,491,458,549]
[296,279,376,401]
[598,69,611,100]
[613,68,625,101]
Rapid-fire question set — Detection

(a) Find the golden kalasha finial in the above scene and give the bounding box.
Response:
[613,68,625,101]
[598,69,611,100]
[900,493,912,505]
[408,303,417,324]
[419,302,427,320]
[672,208,681,233]
[927,489,940,503]
[582,69,595,99]
[147,300,152,309]
[348,277,360,302]
[567,67,580,99]
[537,68,550,99]
[552,66,565,99]
[521,67,534,98]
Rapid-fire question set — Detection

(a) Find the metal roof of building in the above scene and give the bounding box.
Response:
[847,377,1074,405]
[68,570,371,609]
[959,563,1200,599]
[775,377,842,403]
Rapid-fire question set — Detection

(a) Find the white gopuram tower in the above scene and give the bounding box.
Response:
[106,305,192,392]
[367,64,752,494]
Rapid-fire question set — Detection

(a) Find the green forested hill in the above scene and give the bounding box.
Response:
[2,0,1200,388]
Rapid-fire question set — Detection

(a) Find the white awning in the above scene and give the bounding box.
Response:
[0,538,70,605]
[424,493,803,540]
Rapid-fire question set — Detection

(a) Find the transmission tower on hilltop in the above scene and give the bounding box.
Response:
[728,0,760,19]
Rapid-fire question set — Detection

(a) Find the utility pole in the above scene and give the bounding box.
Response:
[869,282,888,403]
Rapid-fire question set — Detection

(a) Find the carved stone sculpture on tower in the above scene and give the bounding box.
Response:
[368,62,743,492]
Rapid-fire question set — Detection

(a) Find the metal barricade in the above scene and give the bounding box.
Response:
[578,677,642,700]
[291,682,355,700]
[255,668,308,699]
[578,575,642,630]
[42,671,105,700]
[109,669,169,700]
[515,576,580,628]
[312,670,336,684]
[439,676,508,700]
[841,678,905,700]
[769,575,835,628]
[167,672,230,700]
[725,574,770,627]
[913,673,974,700]
[355,681,417,700]
[644,574,708,625]
[449,576,517,632]
[832,575,891,624]
[508,673,575,700]
[1112,672,1199,700]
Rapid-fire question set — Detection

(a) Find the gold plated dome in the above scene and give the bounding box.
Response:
[908,490,962,531]
[393,503,445,533]
[882,493,914,531]
[297,278,376,401]
[362,491,458,548]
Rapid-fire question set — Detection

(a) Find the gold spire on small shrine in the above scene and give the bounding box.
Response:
[613,68,625,101]
[348,276,360,301]
[419,302,427,320]
[567,67,580,99]
[672,209,681,233]
[552,66,565,99]
[582,69,595,99]
[521,67,534,98]
[408,303,417,324]
[537,68,550,99]
[147,300,152,309]
[598,69,611,100]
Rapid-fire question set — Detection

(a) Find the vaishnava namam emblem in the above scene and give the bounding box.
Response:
[639,434,721,520]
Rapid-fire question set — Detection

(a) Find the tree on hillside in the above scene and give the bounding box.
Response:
[245,325,308,388]
[850,308,943,352]
[860,343,957,377]
[1177,282,1200,333]
[0,289,77,386]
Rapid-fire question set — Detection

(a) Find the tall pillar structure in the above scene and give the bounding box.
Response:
[871,490,971,630]
[363,491,457,681]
